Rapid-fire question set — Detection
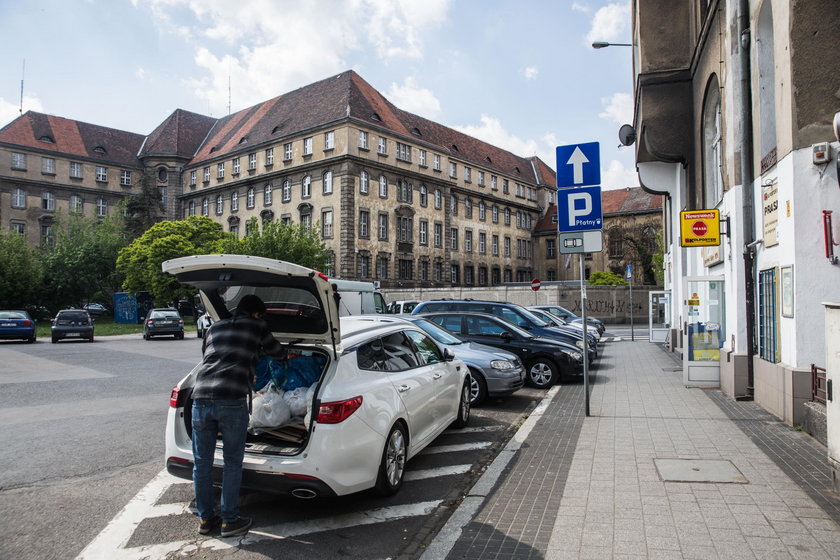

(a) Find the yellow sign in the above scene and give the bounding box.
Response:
[680,209,721,247]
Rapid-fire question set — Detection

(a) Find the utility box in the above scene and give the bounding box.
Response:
[824,302,840,493]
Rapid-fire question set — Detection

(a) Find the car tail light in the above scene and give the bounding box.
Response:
[169,386,181,408]
[147,320,153,326]
[168,456,191,464]
[22,320,32,327]
[316,396,362,424]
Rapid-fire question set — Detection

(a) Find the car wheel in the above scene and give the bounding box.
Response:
[143,332,150,340]
[451,377,471,428]
[468,368,487,406]
[374,422,407,496]
[526,358,558,389]
[51,336,58,344]
[27,336,35,344]
[88,335,94,342]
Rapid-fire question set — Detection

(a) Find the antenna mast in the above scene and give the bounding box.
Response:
[19,59,25,114]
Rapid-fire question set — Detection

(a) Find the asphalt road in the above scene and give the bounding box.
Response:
[0,333,550,560]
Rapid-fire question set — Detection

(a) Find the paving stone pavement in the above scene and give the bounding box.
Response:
[442,338,840,560]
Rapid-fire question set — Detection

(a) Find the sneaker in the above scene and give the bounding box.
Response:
[220,516,253,538]
[198,514,221,535]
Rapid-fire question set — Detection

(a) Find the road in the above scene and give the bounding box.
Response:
[0,333,558,560]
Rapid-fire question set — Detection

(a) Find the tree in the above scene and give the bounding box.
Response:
[39,214,129,311]
[117,216,231,305]
[0,232,42,309]
[122,180,163,239]
[219,218,332,270]
[589,271,628,286]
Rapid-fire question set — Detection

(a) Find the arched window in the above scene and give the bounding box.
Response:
[247,187,255,208]
[608,228,623,258]
[703,75,723,206]
[264,183,273,205]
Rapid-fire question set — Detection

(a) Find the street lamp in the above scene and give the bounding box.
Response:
[592,41,632,49]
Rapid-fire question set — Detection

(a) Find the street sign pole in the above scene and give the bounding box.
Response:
[580,253,590,417]
[626,264,634,341]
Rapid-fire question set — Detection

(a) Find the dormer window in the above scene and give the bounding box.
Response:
[371,112,382,122]
[411,127,421,136]
[272,126,282,134]
[39,136,54,143]
[93,146,106,154]
[451,144,459,152]
[239,136,248,144]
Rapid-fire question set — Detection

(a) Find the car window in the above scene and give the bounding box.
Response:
[494,307,529,327]
[381,332,420,371]
[58,311,88,321]
[0,312,26,320]
[402,302,418,314]
[405,330,443,364]
[432,315,463,334]
[465,316,508,336]
[410,318,462,344]
[357,339,386,371]
[419,302,445,313]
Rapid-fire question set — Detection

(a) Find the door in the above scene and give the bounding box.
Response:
[683,276,725,387]
[649,290,671,344]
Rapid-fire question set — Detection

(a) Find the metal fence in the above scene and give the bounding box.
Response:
[812,363,828,404]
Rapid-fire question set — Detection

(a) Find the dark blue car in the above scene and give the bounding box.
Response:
[0,310,37,343]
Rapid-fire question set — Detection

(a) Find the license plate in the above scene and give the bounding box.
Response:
[1,323,14,327]
[67,332,81,337]
[160,321,173,325]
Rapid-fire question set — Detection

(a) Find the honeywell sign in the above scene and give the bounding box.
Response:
[680,209,721,247]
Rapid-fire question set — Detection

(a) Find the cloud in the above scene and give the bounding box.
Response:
[0,96,44,128]
[135,67,148,80]
[598,92,633,125]
[523,66,539,80]
[453,115,555,167]
[386,77,442,120]
[571,2,590,12]
[601,159,639,190]
[585,2,631,45]
[142,0,450,115]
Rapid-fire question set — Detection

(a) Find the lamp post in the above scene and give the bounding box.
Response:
[592,41,632,49]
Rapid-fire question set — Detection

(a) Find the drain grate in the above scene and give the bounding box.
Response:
[654,458,748,484]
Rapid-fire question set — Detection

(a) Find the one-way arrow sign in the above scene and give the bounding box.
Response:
[556,142,601,188]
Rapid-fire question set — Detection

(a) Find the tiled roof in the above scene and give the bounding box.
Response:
[140,109,217,159]
[0,111,146,167]
[533,187,662,234]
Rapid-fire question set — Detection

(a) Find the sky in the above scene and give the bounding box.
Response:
[0,0,638,190]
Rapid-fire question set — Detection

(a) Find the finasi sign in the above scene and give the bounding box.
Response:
[680,209,721,247]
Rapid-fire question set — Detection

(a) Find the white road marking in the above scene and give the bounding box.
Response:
[404,464,471,481]
[421,442,492,454]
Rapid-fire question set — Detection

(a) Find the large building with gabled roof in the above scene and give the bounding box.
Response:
[1,70,649,288]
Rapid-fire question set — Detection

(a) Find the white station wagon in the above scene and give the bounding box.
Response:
[163,255,471,498]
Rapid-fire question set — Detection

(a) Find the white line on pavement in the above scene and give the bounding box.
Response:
[421,442,492,454]
[404,464,472,481]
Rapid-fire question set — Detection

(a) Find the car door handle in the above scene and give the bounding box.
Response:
[432,373,443,379]
[398,385,411,392]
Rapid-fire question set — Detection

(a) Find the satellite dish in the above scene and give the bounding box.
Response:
[618,124,636,146]
[833,111,840,143]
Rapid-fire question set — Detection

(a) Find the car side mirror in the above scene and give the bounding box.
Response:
[500,331,513,342]
[443,348,456,362]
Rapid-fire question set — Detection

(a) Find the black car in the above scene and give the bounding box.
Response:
[412,299,596,361]
[143,308,185,340]
[419,312,584,388]
[51,309,95,343]
[530,304,606,335]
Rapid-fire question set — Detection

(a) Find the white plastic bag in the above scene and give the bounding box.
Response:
[283,384,315,418]
[250,384,291,429]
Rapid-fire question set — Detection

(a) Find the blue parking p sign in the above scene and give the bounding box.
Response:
[557,186,603,233]
[556,142,601,188]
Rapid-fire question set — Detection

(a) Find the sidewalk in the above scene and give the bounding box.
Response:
[426,337,840,559]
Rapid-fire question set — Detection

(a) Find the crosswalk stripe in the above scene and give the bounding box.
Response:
[422,442,492,454]
[404,464,471,481]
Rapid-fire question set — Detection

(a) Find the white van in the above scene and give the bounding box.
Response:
[330,279,387,316]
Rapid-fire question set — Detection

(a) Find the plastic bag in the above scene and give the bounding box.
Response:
[272,354,326,391]
[249,383,291,429]
[283,384,315,418]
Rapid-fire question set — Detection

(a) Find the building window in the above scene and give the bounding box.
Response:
[188,200,196,216]
[378,136,387,155]
[378,213,389,240]
[434,189,442,210]
[465,230,473,252]
[503,179,509,194]
[504,207,511,225]
[264,184,273,205]
[159,186,168,206]
[302,175,312,198]
[70,162,83,178]
[201,198,209,216]
[433,154,441,171]
[377,256,389,280]
[233,157,241,175]
[42,191,55,211]
[41,157,55,175]
[247,187,255,209]
[547,239,556,258]
[504,236,511,257]
[264,147,274,166]
[322,209,333,238]
[479,201,486,221]
[396,142,412,162]
[479,232,486,254]
[360,171,369,194]
[434,223,442,248]
[303,137,313,156]
[323,171,333,194]
[359,131,368,150]
[420,260,429,281]
[324,131,335,150]
[12,188,26,208]
[96,166,108,182]
[282,180,291,202]
[464,266,474,285]
[451,264,460,284]
[11,152,26,170]
[492,235,499,256]
[96,197,108,217]
[450,194,458,215]
[215,194,224,215]
[419,220,428,245]
[190,170,197,186]
[359,255,370,278]
[284,142,293,161]
[434,261,443,282]
[359,210,370,238]
[40,224,54,247]
[397,179,412,203]
[758,268,778,362]
[464,166,471,182]
[703,75,723,207]
[11,222,25,235]
[449,162,457,178]
[491,175,497,190]
[465,199,472,218]
[608,228,623,258]
[70,195,83,214]
[248,153,257,170]
[398,216,413,243]
[450,228,458,250]
[419,184,428,207]
[492,205,498,223]
[201,167,209,182]
[379,175,388,198]
[419,149,427,167]
[301,211,312,228]
[231,191,239,211]
[230,223,239,236]
[398,259,413,281]
[119,169,132,186]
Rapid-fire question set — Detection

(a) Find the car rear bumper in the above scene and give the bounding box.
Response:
[52,328,93,339]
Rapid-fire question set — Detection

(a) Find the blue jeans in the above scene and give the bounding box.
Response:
[192,399,249,523]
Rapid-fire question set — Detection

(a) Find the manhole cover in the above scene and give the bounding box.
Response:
[654,458,748,484]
